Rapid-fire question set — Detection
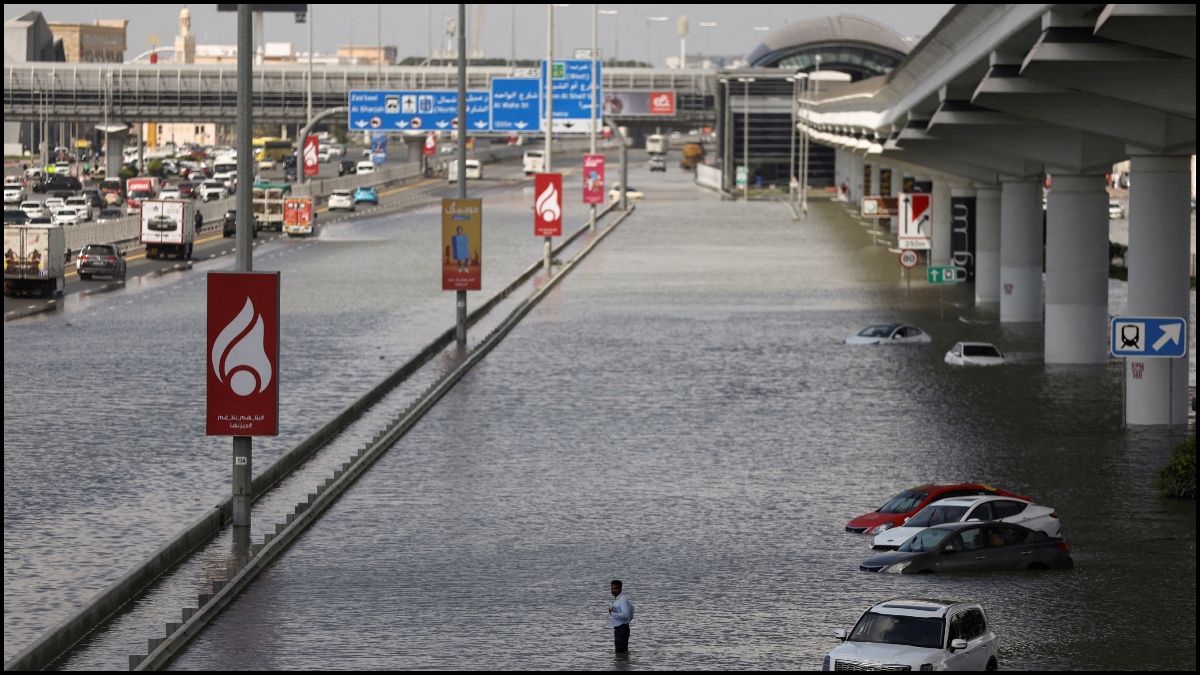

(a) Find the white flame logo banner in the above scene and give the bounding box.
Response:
[211,298,273,396]
[535,182,561,223]
[303,139,318,167]
[652,93,671,108]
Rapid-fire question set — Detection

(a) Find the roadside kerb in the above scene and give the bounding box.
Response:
[133,203,636,671]
[3,201,618,672]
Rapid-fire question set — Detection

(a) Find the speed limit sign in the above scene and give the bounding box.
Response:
[899,249,919,269]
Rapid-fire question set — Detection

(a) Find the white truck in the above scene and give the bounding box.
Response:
[4,224,65,297]
[252,185,290,231]
[645,134,667,155]
[522,150,545,176]
[140,199,197,260]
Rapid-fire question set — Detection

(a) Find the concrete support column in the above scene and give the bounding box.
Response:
[931,179,952,266]
[1125,154,1192,425]
[1000,179,1043,323]
[850,154,864,205]
[974,185,1001,304]
[869,162,880,198]
[1045,174,1109,363]
[882,166,895,233]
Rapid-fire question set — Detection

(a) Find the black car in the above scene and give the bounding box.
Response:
[4,209,27,224]
[33,175,82,194]
[338,160,357,177]
[859,521,1073,574]
[76,243,127,281]
[222,210,256,238]
[81,189,105,208]
[96,208,123,222]
[284,164,298,182]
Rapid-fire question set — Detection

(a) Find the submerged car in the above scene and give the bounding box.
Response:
[872,495,1060,550]
[846,483,1029,535]
[608,183,644,202]
[353,186,378,204]
[823,598,999,671]
[945,342,1005,366]
[859,521,1073,574]
[845,323,932,345]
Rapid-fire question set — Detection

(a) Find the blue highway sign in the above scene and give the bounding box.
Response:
[1110,316,1187,358]
[349,90,491,132]
[490,78,541,132]
[540,59,602,133]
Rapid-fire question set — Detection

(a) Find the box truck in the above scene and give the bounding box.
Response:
[283,196,314,236]
[140,199,196,259]
[4,224,65,297]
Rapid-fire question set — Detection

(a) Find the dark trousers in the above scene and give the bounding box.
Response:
[613,623,630,652]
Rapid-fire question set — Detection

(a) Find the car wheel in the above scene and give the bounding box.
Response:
[986,657,998,671]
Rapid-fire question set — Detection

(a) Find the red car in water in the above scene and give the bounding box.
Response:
[846,483,1030,535]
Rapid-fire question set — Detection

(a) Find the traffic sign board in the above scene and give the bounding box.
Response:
[349,90,491,132]
[861,196,898,218]
[1110,316,1187,358]
[899,250,919,269]
[927,266,956,284]
[541,59,602,133]
[899,192,932,250]
[490,78,541,132]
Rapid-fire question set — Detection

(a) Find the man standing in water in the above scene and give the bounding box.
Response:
[608,580,634,653]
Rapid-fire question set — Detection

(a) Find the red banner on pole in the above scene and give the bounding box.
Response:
[583,155,605,205]
[534,172,563,236]
[302,135,319,177]
[422,132,437,157]
[207,271,280,436]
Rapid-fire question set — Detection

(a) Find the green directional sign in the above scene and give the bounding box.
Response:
[927,266,957,284]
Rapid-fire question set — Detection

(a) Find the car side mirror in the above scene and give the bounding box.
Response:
[835,629,847,641]
[950,639,967,651]
[942,544,957,553]
[902,517,910,524]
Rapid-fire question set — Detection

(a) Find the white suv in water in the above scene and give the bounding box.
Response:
[824,598,998,671]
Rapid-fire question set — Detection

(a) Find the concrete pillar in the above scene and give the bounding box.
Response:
[1125,154,1192,424]
[1000,179,1043,323]
[974,185,1001,304]
[931,179,952,266]
[869,161,880,198]
[850,154,864,205]
[1045,174,1109,363]
[882,166,895,233]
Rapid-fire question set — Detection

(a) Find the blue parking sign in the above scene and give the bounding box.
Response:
[1110,316,1187,358]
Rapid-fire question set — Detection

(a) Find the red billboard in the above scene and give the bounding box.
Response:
[649,92,676,115]
[302,135,319,177]
[442,198,482,291]
[582,155,605,205]
[207,271,280,436]
[534,172,563,237]
[422,132,437,157]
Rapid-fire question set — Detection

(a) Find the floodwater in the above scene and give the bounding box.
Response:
[2,160,597,663]
[165,167,1195,669]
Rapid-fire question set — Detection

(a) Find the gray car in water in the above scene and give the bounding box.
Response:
[859,521,1073,574]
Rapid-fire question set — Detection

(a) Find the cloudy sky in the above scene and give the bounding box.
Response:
[5,4,952,64]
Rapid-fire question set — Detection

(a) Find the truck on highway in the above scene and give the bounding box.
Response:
[100,178,125,205]
[125,177,161,215]
[140,199,196,259]
[645,134,667,155]
[4,224,65,297]
[522,150,544,176]
[283,196,314,236]
[252,183,291,231]
[680,142,706,170]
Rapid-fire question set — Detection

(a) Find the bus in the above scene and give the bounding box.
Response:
[252,137,293,163]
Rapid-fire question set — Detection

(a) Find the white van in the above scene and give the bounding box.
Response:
[356,160,376,174]
[645,134,666,154]
[448,159,482,183]
[522,151,544,176]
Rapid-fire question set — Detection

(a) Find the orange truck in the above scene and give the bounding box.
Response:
[680,142,705,170]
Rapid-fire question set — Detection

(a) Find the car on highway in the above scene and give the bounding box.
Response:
[33,174,81,194]
[328,189,355,211]
[125,190,156,215]
[27,216,52,225]
[199,180,230,202]
[845,483,1029,535]
[220,209,256,238]
[448,159,482,182]
[356,160,376,175]
[4,209,27,224]
[81,189,105,208]
[65,197,93,221]
[858,522,1073,574]
[945,342,1005,366]
[353,186,378,205]
[1108,199,1125,219]
[823,598,999,671]
[844,323,932,345]
[19,201,47,219]
[317,148,332,163]
[96,208,123,222]
[43,197,67,215]
[608,183,644,202]
[871,496,1061,550]
[160,186,182,200]
[177,181,198,199]
[4,183,25,204]
[523,150,545,175]
[648,155,667,172]
[257,158,277,171]
[76,243,127,281]
[53,209,81,226]
[338,160,357,177]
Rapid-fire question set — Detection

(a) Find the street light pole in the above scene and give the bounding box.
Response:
[737,76,755,201]
[456,2,468,347]
[544,3,554,276]
[788,74,797,212]
[589,4,598,231]
[599,10,619,65]
[646,16,667,67]
[233,2,254,529]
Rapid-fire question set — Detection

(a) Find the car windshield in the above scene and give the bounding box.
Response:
[879,490,928,514]
[899,527,954,552]
[58,210,76,216]
[849,612,944,649]
[204,182,223,189]
[858,324,897,337]
[130,191,154,199]
[82,246,114,256]
[906,504,969,528]
[963,345,1002,358]
[99,210,121,218]
[332,191,350,197]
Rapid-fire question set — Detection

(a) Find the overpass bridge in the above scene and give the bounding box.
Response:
[2,63,717,127]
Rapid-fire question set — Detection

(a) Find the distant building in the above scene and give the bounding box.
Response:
[142,122,218,149]
[174,6,195,64]
[4,11,64,156]
[194,44,237,65]
[47,20,127,63]
[338,45,397,66]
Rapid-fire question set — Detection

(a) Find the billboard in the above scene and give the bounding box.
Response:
[442,198,482,291]
[602,91,677,116]
[583,155,605,205]
[302,135,319,177]
[370,132,387,164]
[534,173,563,237]
[207,271,280,436]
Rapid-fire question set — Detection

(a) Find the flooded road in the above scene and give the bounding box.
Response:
[167,167,1194,669]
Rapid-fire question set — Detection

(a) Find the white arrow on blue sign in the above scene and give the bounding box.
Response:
[349,90,491,132]
[1110,316,1188,358]
[490,78,541,132]
[540,59,602,133]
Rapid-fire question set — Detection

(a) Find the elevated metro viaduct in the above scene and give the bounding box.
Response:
[797,3,1194,425]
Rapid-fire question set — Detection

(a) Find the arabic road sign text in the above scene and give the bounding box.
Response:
[490,78,541,132]
[541,59,602,133]
[349,90,491,132]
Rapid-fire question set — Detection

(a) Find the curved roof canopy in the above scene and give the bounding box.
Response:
[744,15,911,81]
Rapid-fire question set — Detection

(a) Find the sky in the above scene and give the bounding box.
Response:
[4,4,952,65]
